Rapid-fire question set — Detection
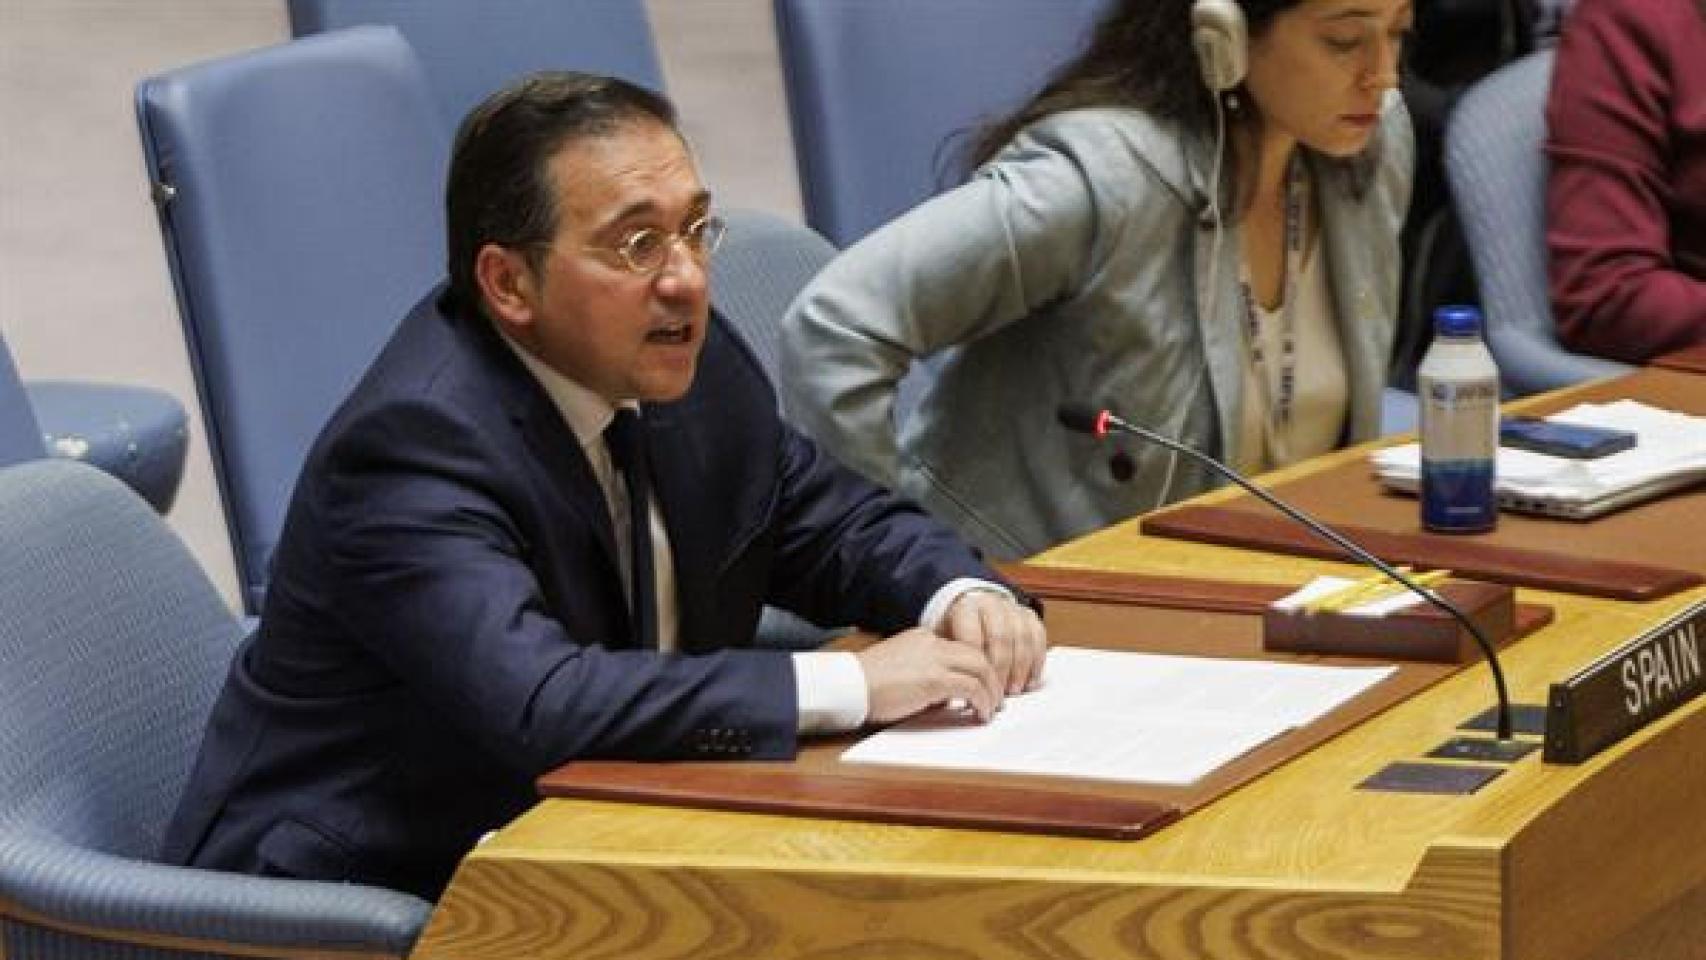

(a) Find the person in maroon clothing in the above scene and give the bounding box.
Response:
[1545,0,1706,362]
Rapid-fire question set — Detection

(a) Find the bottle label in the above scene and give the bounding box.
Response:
[1422,458,1497,531]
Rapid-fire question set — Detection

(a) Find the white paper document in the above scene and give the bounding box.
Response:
[841,647,1396,786]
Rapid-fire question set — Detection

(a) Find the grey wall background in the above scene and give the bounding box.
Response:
[0,0,802,606]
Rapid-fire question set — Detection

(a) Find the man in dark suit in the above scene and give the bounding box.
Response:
[162,73,1045,901]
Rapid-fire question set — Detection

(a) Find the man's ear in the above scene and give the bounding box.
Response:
[475,243,537,332]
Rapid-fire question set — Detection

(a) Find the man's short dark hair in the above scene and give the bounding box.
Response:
[444,71,679,308]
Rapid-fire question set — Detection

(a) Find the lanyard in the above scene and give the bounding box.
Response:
[1238,154,1308,464]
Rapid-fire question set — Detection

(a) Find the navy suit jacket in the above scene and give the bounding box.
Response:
[162,287,998,900]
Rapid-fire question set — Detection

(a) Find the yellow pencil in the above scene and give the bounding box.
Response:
[1317,569,1452,612]
[1323,566,1446,613]
[1300,568,1408,613]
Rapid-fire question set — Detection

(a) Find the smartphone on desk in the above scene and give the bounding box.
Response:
[1499,417,1638,459]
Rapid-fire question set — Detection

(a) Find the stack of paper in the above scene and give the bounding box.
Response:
[841,647,1394,787]
[1371,401,1706,519]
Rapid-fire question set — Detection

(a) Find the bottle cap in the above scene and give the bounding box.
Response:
[1434,304,1483,337]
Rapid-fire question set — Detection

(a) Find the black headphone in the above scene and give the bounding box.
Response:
[1191,0,1249,92]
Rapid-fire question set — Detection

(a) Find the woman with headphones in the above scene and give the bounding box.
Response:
[781,0,1414,559]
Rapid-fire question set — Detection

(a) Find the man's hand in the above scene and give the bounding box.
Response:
[941,590,1047,696]
[856,628,1003,724]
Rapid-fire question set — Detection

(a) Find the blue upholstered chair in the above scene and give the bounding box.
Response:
[774,0,1108,248]
[1444,50,1628,396]
[23,380,189,513]
[0,459,432,959]
[0,336,44,468]
[713,208,839,382]
[287,0,665,121]
[136,26,448,614]
[1,331,188,512]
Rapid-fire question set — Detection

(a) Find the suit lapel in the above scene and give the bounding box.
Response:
[458,305,628,599]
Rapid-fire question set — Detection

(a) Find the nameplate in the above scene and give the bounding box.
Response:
[1544,599,1706,763]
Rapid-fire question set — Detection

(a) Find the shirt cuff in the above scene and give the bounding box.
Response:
[792,650,868,733]
[918,577,1014,632]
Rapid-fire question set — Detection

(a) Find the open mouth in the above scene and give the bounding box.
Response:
[646,321,694,345]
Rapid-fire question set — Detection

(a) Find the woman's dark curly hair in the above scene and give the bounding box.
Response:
[962,0,1359,215]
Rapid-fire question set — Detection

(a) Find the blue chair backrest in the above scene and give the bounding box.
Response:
[711,208,838,383]
[136,26,449,613]
[775,0,1107,248]
[1444,49,1627,395]
[0,334,46,468]
[288,0,666,124]
[0,460,240,861]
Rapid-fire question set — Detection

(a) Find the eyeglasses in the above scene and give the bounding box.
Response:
[582,215,727,276]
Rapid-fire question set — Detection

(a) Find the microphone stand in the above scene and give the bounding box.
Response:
[1060,404,1515,741]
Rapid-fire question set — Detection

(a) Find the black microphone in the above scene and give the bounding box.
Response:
[1057,401,1515,741]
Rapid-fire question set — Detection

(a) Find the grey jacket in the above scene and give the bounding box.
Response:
[781,98,1414,559]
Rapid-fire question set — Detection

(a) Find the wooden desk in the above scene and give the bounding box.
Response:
[411,440,1706,960]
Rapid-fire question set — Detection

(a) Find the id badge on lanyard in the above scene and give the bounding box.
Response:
[1238,154,1308,467]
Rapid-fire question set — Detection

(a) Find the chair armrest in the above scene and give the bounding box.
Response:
[0,831,431,958]
[23,380,189,513]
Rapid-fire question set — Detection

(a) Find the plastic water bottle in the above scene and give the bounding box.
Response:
[1417,305,1499,533]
